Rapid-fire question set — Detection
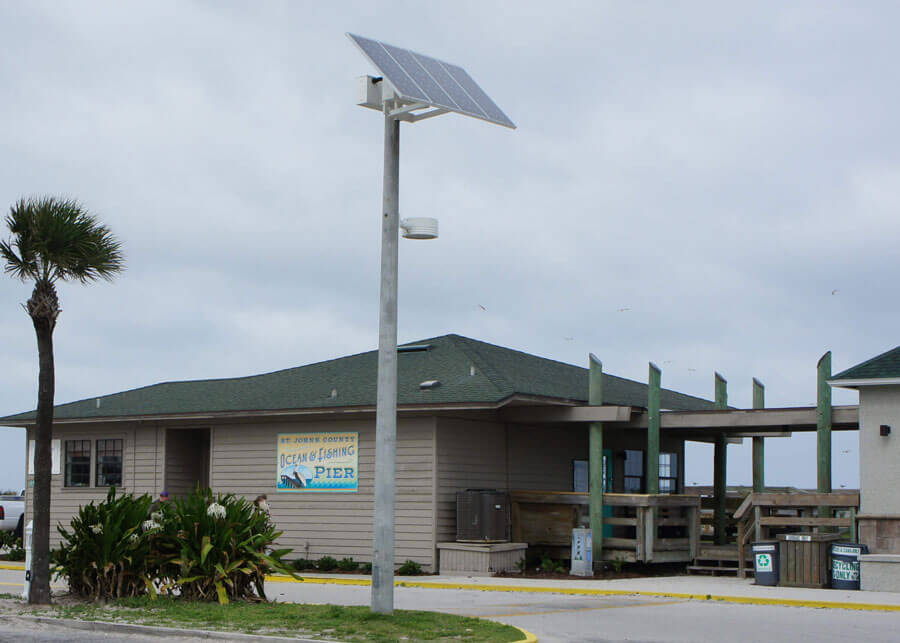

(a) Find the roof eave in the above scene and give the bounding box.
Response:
[828,377,900,389]
[0,393,588,427]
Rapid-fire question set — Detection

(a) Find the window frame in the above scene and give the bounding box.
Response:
[95,438,124,487]
[64,439,92,488]
[658,452,678,494]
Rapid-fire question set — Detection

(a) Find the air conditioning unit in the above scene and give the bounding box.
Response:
[456,489,510,542]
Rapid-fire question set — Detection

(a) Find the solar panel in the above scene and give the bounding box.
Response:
[348,33,516,129]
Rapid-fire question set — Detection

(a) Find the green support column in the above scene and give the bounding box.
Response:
[589,353,604,565]
[817,352,832,521]
[752,378,765,493]
[713,373,728,545]
[647,363,661,495]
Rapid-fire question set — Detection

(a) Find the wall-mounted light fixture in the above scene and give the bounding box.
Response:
[880,424,891,437]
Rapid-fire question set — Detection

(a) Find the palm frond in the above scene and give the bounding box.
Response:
[2,196,124,285]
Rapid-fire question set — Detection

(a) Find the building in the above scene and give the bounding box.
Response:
[830,345,900,591]
[1,334,717,571]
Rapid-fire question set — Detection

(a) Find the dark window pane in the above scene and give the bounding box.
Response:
[624,450,644,493]
[65,440,91,487]
[96,439,123,486]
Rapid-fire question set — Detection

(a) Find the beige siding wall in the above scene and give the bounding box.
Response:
[25,424,140,547]
[434,418,507,545]
[210,416,437,570]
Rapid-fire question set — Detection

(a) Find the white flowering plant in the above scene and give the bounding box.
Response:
[53,487,157,599]
[53,487,297,604]
[153,487,297,604]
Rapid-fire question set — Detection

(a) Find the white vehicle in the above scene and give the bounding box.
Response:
[0,492,25,540]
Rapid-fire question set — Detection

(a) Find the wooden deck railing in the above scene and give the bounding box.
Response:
[509,490,701,563]
[733,492,860,577]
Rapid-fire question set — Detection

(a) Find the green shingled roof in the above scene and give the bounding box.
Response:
[831,345,900,381]
[0,334,715,423]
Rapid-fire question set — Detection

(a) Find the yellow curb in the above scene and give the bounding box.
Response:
[0,563,25,571]
[512,626,538,642]
[263,574,900,613]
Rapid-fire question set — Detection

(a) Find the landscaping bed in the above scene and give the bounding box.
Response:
[0,595,524,642]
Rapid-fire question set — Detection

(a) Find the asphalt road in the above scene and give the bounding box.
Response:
[1,568,897,642]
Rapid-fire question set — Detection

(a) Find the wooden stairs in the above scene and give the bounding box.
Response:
[687,545,753,577]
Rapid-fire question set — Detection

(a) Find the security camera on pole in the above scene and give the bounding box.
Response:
[348,33,515,614]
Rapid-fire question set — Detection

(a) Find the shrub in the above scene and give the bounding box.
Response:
[361,562,372,574]
[397,559,423,575]
[0,530,17,551]
[337,557,358,572]
[317,556,338,571]
[53,487,156,599]
[53,487,297,604]
[292,558,314,571]
[153,487,296,603]
[6,538,24,561]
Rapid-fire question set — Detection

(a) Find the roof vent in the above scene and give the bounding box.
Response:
[96,398,101,408]
[399,344,432,353]
[469,365,476,377]
[419,380,440,390]
[330,388,338,399]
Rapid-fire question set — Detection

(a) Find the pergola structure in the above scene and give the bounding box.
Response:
[499,352,860,565]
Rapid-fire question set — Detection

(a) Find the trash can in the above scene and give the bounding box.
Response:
[779,532,842,588]
[752,541,779,586]
[830,542,869,590]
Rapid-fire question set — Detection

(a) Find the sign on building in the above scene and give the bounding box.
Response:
[276,432,358,493]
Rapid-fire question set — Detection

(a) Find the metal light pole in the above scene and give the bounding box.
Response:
[371,102,400,615]
[349,33,515,615]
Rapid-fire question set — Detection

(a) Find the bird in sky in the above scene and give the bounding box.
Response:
[478,304,486,311]
[832,289,839,295]
[617,307,631,312]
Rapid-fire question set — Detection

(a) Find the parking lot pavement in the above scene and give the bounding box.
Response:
[3,567,900,642]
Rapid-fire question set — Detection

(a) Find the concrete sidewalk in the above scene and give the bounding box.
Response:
[5,561,900,611]
[266,570,900,611]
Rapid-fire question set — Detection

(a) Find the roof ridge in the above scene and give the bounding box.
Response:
[446,335,513,396]
[832,344,900,379]
[448,334,587,371]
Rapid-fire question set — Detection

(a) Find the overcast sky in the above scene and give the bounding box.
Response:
[2,1,897,492]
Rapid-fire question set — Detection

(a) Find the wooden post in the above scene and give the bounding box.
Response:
[714,373,728,545]
[752,378,765,493]
[687,505,699,559]
[647,363,661,496]
[817,352,832,495]
[643,506,655,562]
[589,353,604,566]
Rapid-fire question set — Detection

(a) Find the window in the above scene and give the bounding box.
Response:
[624,450,644,493]
[659,452,678,494]
[64,440,91,487]
[96,439,123,486]
[573,455,610,493]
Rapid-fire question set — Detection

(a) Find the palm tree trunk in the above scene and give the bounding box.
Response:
[28,282,58,605]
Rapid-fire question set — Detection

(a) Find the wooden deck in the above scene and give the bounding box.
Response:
[510,490,700,563]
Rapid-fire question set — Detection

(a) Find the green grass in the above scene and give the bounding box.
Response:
[28,597,523,642]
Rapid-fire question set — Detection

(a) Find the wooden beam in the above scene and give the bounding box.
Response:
[752,378,765,493]
[625,405,858,432]
[714,373,728,546]
[498,405,632,423]
[588,353,604,566]
[647,363,661,495]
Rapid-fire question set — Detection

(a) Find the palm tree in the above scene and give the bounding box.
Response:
[1,196,123,604]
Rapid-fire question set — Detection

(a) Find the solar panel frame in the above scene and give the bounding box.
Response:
[347,33,516,129]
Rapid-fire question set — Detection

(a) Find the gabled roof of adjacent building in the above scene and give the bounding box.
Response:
[830,345,900,387]
[0,334,716,423]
